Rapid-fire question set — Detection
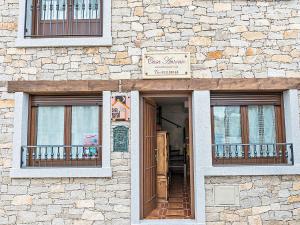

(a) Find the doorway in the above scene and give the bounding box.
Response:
[141,94,194,220]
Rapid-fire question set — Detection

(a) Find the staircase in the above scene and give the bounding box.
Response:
[169,148,185,174]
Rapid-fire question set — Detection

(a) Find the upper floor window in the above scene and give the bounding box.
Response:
[25,0,103,37]
[211,93,293,165]
[16,0,111,47]
[24,95,102,167]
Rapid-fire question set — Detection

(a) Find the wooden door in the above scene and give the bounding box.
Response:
[142,98,157,217]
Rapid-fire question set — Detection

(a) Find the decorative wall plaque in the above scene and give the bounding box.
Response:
[113,126,129,152]
[111,95,130,121]
[142,52,191,79]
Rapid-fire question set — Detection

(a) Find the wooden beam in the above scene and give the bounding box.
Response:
[7,78,300,94]
[121,78,300,92]
[7,80,119,93]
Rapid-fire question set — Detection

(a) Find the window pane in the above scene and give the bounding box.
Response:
[213,106,242,157]
[72,106,99,158]
[248,105,276,157]
[37,106,64,159]
[41,0,67,20]
[74,0,101,19]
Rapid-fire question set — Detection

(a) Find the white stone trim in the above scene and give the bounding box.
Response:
[16,0,112,47]
[192,91,210,225]
[10,91,112,178]
[10,167,112,178]
[202,166,300,176]
[283,89,300,166]
[130,91,203,225]
[130,91,140,225]
[12,92,29,169]
[102,91,112,169]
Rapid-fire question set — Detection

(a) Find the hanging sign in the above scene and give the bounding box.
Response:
[142,52,191,79]
[111,95,130,121]
[113,126,129,152]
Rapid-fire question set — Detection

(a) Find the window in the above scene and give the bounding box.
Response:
[16,0,111,47]
[25,95,102,167]
[211,93,291,165]
[25,0,103,37]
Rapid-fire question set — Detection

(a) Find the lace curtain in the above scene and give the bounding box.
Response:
[248,105,276,156]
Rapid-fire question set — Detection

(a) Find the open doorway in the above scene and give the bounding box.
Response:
[141,94,194,220]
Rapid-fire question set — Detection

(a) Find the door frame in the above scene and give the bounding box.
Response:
[131,90,207,225]
[139,92,195,219]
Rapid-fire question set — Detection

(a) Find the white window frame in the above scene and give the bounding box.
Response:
[10,91,112,178]
[15,0,112,47]
[195,89,300,175]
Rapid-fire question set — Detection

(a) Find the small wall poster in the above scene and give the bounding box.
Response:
[113,126,129,152]
[111,95,130,121]
[83,134,98,158]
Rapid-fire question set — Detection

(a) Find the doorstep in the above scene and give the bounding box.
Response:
[135,219,203,225]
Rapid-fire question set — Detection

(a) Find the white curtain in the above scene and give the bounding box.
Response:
[74,0,101,19]
[248,105,276,156]
[72,106,99,158]
[37,106,64,159]
[213,106,242,157]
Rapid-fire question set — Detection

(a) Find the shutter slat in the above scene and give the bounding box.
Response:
[31,95,103,106]
[210,93,282,106]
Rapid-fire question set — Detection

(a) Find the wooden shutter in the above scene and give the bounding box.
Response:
[210,92,282,106]
[31,95,103,106]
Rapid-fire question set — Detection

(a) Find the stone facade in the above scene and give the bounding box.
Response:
[0,0,300,224]
[206,176,300,225]
[0,0,300,81]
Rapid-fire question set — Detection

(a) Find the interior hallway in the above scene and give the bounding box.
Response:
[145,174,191,219]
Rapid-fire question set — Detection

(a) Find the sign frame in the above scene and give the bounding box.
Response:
[113,125,129,152]
[142,52,191,79]
[111,95,131,121]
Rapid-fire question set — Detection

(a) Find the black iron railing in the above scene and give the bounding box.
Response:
[21,145,102,167]
[24,0,103,37]
[212,143,293,165]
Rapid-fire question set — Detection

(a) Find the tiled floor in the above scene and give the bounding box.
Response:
[146,174,191,219]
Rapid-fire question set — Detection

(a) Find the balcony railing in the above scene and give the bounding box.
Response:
[24,0,103,37]
[21,145,102,167]
[212,143,293,165]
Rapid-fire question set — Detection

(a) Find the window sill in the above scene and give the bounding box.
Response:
[10,167,112,178]
[202,165,300,176]
[15,36,112,48]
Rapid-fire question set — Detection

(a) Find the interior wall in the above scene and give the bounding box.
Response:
[160,103,188,153]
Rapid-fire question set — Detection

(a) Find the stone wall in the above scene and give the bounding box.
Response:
[0,0,300,81]
[0,0,300,224]
[205,176,300,225]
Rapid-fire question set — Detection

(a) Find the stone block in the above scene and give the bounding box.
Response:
[252,205,271,215]
[214,3,232,12]
[81,210,104,221]
[242,32,267,40]
[248,215,262,225]
[189,37,211,46]
[288,195,300,203]
[169,0,193,7]
[12,195,33,206]
[207,51,223,59]
[76,200,95,208]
